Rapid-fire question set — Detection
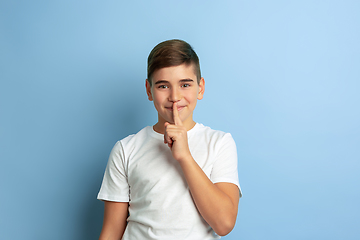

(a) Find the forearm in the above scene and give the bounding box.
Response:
[179,157,239,236]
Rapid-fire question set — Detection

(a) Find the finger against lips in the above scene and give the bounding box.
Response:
[173,102,182,126]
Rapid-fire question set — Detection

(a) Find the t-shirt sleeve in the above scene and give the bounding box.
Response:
[210,133,242,197]
[97,141,130,202]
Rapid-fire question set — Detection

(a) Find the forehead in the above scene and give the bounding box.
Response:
[151,63,197,82]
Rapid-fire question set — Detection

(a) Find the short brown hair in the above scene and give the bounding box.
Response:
[147,39,201,85]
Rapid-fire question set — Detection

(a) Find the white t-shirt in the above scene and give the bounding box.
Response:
[97,123,241,240]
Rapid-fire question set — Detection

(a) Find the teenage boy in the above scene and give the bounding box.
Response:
[98,39,242,240]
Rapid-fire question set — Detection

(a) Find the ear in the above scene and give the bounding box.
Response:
[197,77,205,100]
[145,79,153,101]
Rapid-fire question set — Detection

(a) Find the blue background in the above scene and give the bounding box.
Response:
[1,1,359,239]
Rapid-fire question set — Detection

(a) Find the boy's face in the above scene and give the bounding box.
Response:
[146,63,205,131]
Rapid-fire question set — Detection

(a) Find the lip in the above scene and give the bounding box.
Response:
[165,106,185,111]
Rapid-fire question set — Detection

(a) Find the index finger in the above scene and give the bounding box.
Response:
[173,102,182,126]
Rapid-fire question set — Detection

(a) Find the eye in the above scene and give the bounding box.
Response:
[182,83,191,88]
[158,85,168,89]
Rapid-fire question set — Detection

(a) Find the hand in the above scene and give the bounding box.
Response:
[164,102,192,162]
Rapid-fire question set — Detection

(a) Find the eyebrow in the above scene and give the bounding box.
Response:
[154,79,195,85]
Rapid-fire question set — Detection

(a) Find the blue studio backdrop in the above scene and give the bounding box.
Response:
[1,1,359,239]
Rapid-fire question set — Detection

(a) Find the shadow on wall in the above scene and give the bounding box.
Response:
[80,168,105,239]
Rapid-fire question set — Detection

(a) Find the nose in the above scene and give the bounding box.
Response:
[169,87,181,102]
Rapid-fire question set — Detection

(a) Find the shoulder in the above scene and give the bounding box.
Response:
[119,126,153,145]
[193,123,234,143]
[112,126,158,157]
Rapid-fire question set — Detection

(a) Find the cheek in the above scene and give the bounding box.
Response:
[153,95,162,103]
[152,94,166,107]
[186,92,198,103]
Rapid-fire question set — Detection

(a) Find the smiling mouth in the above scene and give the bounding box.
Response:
[166,106,185,111]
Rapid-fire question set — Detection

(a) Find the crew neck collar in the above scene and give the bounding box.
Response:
[148,123,200,140]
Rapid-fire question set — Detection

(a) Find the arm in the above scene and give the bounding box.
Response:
[164,103,239,236]
[99,201,129,240]
[178,155,239,236]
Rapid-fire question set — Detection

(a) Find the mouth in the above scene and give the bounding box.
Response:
[165,106,185,111]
